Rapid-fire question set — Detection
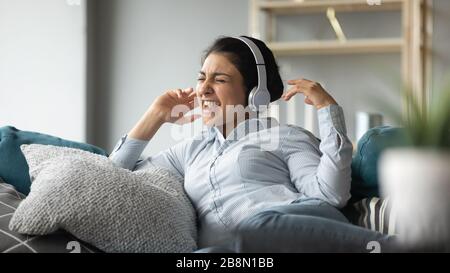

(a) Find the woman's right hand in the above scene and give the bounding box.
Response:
[149,87,200,125]
[128,88,200,141]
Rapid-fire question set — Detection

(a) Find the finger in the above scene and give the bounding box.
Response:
[182,99,194,106]
[283,93,299,101]
[283,84,315,101]
[186,99,197,109]
[286,85,305,94]
[287,78,312,85]
[287,79,302,85]
[282,85,306,100]
[296,82,317,97]
[282,92,296,101]
[177,89,195,104]
[305,97,314,105]
[286,81,313,93]
[176,89,183,98]
[281,87,300,99]
[188,90,197,98]
[183,88,195,96]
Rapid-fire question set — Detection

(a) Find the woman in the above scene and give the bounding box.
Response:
[109,36,394,252]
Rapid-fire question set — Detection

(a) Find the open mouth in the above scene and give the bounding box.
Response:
[202,100,221,116]
[202,100,221,108]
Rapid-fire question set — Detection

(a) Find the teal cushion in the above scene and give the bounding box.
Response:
[350,126,409,202]
[0,126,108,195]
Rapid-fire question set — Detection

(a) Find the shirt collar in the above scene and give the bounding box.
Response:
[206,117,278,143]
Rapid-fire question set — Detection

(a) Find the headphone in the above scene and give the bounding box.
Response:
[236,36,271,112]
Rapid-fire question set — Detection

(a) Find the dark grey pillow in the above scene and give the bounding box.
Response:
[0,177,99,253]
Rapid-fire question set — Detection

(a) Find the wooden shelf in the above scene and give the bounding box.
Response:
[259,0,404,14]
[267,38,403,55]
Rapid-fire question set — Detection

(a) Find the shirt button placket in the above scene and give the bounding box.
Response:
[209,142,228,224]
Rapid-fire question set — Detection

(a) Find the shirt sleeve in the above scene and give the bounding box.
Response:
[282,104,353,208]
[108,134,187,177]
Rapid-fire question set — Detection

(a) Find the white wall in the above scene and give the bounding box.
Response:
[0,0,86,141]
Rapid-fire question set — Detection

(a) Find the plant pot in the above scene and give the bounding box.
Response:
[379,148,450,249]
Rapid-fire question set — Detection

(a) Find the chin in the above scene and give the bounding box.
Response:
[202,116,224,128]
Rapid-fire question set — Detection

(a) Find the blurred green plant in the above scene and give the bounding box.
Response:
[406,87,450,149]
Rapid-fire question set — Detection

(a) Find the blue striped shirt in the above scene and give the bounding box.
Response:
[109,104,353,248]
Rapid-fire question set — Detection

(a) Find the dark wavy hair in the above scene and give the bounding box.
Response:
[202,36,284,103]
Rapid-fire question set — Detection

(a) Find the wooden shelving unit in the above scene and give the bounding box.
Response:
[258,0,404,14]
[250,0,433,126]
[266,38,403,55]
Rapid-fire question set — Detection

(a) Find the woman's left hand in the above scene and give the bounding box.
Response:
[281,78,338,110]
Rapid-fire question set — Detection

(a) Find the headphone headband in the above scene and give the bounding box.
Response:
[236,36,268,97]
[236,37,265,65]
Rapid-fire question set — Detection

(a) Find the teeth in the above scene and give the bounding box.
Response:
[203,101,219,108]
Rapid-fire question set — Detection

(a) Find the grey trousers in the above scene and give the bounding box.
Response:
[230,200,398,253]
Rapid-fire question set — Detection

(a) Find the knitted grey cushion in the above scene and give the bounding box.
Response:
[9,144,197,253]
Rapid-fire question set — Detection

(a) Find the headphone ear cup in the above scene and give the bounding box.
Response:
[257,88,271,108]
[248,87,258,111]
[248,87,271,111]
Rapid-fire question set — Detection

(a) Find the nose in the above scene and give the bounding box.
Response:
[196,80,214,98]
